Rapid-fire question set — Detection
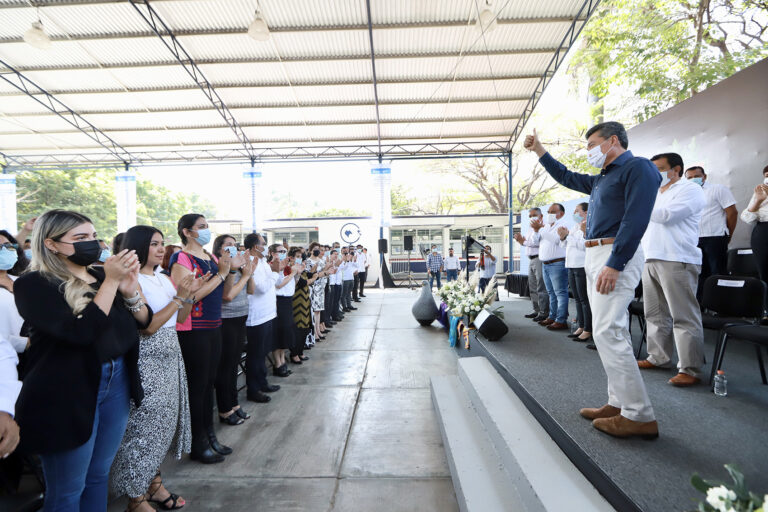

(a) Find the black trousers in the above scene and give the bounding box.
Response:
[358,271,367,296]
[245,320,274,395]
[331,284,343,320]
[568,267,592,332]
[275,297,296,351]
[352,274,360,300]
[216,316,247,413]
[178,328,222,444]
[322,282,332,323]
[292,327,309,358]
[342,280,354,308]
[697,235,730,301]
[752,222,768,308]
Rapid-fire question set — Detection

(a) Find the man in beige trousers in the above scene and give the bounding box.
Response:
[638,153,707,386]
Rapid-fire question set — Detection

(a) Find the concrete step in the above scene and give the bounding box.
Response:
[457,357,614,512]
[430,375,525,512]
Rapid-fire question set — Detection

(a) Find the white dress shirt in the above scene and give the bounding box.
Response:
[0,334,21,416]
[0,276,26,353]
[247,257,280,327]
[275,269,296,297]
[341,261,356,281]
[356,252,367,272]
[519,228,540,257]
[479,254,497,278]
[698,181,736,236]
[641,179,706,264]
[740,191,768,224]
[560,226,586,268]
[535,216,569,262]
[444,255,461,270]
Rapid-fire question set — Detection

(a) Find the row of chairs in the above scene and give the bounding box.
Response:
[628,248,767,388]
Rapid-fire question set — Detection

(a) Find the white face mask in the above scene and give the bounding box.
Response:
[763,177,768,186]
[546,213,557,224]
[587,140,610,169]
[660,173,671,188]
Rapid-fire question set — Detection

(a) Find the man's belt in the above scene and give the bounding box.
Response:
[584,237,616,248]
[542,258,565,265]
[529,255,538,260]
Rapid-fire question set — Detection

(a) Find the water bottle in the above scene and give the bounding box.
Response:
[713,370,727,397]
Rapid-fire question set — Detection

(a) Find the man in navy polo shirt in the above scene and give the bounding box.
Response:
[524,122,660,440]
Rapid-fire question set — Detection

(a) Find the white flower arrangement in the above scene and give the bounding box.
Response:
[692,465,766,512]
[437,276,498,324]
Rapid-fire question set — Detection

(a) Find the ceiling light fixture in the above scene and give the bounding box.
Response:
[248,10,270,41]
[24,19,51,50]
[476,1,498,34]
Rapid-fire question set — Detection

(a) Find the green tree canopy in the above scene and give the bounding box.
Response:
[16,168,216,244]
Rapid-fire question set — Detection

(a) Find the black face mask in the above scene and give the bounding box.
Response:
[62,240,102,267]
[312,249,321,257]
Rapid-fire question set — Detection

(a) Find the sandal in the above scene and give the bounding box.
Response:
[126,496,148,512]
[147,472,186,510]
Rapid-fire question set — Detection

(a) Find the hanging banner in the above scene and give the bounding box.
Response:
[115,169,137,233]
[243,166,263,233]
[0,174,17,233]
[371,166,391,227]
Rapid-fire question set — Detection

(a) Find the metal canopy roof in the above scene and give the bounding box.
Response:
[0,0,599,168]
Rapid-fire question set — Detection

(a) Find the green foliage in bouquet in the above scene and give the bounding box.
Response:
[691,464,766,512]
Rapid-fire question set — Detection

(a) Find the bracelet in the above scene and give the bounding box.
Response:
[229,270,237,274]
[174,295,195,305]
[171,299,184,310]
[126,299,144,313]
[123,291,141,305]
[217,273,226,282]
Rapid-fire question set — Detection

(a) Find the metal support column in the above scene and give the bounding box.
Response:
[507,151,514,274]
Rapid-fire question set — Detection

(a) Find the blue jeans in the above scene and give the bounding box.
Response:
[446,269,458,282]
[429,271,442,290]
[40,358,130,512]
[542,260,569,323]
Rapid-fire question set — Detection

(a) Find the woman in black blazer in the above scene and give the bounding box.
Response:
[13,210,152,512]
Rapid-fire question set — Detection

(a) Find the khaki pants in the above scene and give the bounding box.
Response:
[586,244,655,422]
[528,256,549,316]
[642,260,705,377]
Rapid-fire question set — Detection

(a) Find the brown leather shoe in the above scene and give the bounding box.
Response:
[546,322,568,331]
[668,373,701,387]
[637,359,660,369]
[592,415,659,440]
[538,318,554,326]
[579,404,621,420]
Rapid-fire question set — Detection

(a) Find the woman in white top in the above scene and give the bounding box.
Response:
[740,165,768,309]
[0,230,29,353]
[557,203,592,343]
[110,225,203,512]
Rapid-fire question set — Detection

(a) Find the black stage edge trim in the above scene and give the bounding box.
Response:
[454,332,643,512]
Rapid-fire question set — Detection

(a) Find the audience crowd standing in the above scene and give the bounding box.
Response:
[0,208,371,511]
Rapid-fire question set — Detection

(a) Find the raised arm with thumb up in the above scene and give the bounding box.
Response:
[523,128,547,158]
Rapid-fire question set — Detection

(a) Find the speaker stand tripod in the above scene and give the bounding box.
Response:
[406,250,416,289]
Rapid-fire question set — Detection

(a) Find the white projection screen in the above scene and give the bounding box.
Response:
[627,57,768,248]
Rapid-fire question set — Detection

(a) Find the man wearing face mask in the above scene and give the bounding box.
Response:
[514,208,549,322]
[524,122,660,440]
[427,245,443,290]
[684,166,738,301]
[637,153,706,387]
[531,204,570,330]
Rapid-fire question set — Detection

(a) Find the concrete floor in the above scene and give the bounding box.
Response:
[111,288,459,512]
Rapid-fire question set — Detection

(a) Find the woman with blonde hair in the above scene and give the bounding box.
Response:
[13,209,151,512]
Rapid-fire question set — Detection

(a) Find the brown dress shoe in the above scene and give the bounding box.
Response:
[579,404,621,420]
[637,359,660,369]
[592,415,659,440]
[546,322,568,331]
[668,373,701,387]
[538,318,554,326]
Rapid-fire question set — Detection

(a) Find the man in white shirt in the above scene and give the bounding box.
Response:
[478,245,497,293]
[514,207,550,322]
[341,248,357,312]
[639,153,707,387]
[531,204,570,330]
[684,166,738,300]
[0,335,21,458]
[329,250,345,321]
[355,244,368,298]
[360,247,370,297]
[443,247,463,282]
[244,233,281,402]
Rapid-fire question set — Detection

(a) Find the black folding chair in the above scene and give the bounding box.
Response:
[628,282,646,358]
[701,275,766,386]
[237,344,247,392]
[717,324,768,386]
[727,248,759,278]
